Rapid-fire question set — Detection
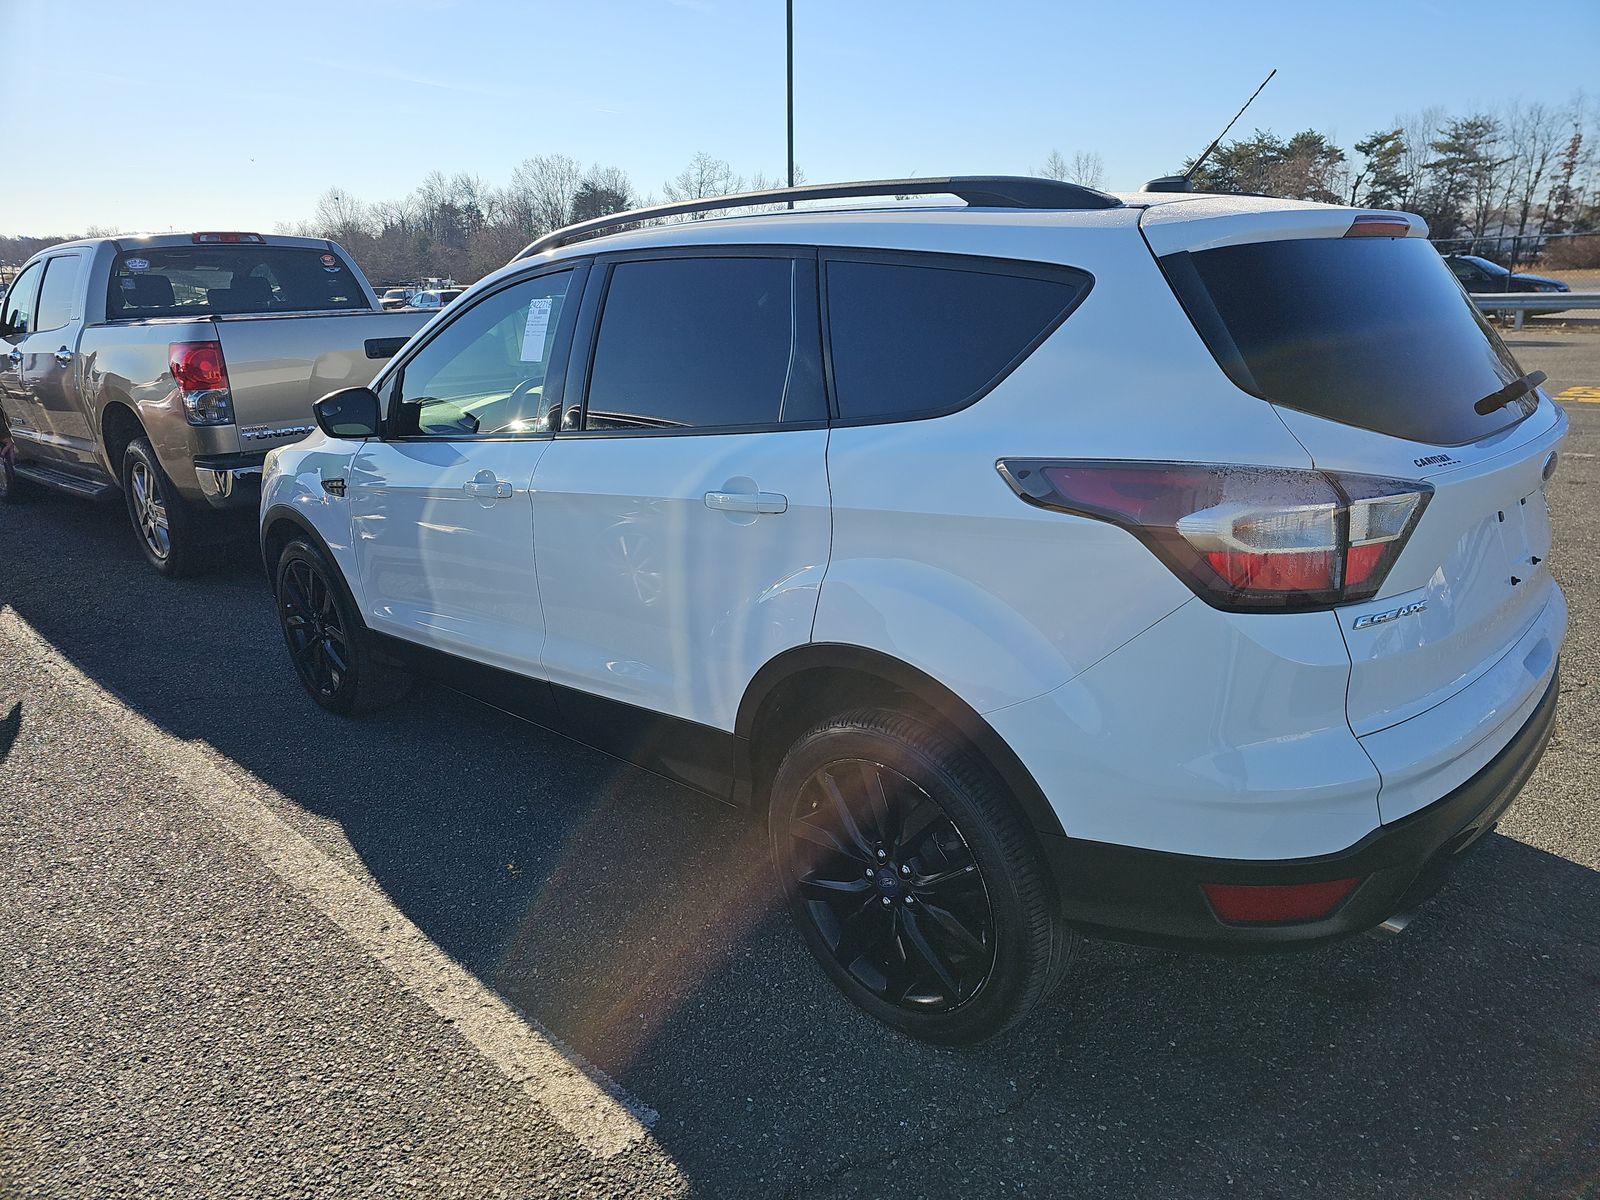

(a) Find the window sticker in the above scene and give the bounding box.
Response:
[320,252,342,273]
[520,297,553,362]
[125,258,149,271]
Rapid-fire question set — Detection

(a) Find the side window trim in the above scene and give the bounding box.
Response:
[818,248,1094,428]
[379,260,589,443]
[562,245,828,439]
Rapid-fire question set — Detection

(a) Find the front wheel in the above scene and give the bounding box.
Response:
[769,709,1077,1044]
[274,539,411,716]
[0,454,33,504]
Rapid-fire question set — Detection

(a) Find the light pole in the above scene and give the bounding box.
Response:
[786,0,795,208]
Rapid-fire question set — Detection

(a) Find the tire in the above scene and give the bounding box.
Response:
[0,455,35,504]
[768,708,1078,1044]
[120,437,217,577]
[274,538,412,716]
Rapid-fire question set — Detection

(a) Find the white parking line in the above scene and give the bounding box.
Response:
[0,607,658,1160]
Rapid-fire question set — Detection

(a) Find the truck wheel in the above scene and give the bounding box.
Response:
[0,456,36,504]
[768,708,1078,1044]
[274,538,412,716]
[121,437,216,577]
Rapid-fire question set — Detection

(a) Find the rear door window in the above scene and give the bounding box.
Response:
[1162,236,1534,446]
[108,246,370,318]
[823,254,1089,422]
[582,255,825,432]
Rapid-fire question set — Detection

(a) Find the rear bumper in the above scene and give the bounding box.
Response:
[1041,664,1560,951]
[192,452,266,509]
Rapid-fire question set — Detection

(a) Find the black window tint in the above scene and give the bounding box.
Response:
[825,258,1085,421]
[2,261,43,339]
[1165,237,1532,446]
[394,271,573,437]
[36,256,84,332]
[585,257,822,431]
[108,246,370,318]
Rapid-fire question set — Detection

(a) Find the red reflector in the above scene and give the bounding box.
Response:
[1344,214,1410,238]
[1202,878,1359,924]
[191,231,265,244]
[169,341,229,392]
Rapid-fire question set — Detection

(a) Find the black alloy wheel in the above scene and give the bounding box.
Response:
[273,539,412,716]
[787,757,997,1013]
[770,709,1075,1043]
[279,554,352,703]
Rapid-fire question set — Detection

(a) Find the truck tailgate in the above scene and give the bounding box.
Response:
[215,310,429,446]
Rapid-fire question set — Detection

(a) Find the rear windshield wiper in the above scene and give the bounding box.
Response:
[1473,370,1546,416]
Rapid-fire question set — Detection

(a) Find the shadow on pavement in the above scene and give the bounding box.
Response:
[3,494,1598,1198]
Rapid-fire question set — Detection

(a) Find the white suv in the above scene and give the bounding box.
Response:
[260,177,1566,1043]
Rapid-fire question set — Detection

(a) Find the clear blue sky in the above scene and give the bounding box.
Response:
[5,0,1598,235]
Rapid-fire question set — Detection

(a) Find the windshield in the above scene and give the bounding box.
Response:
[108,246,371,319]
[1161,236,1534,446]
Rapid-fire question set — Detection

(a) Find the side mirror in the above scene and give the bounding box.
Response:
[313,386,382,439]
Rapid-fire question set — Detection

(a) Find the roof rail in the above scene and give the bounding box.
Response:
[514,175,1122,259]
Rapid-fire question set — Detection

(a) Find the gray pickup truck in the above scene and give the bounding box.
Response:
[0,233,429,574]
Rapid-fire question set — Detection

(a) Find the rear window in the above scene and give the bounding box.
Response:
[1162,237,1533,446]
[824,256,1088,422]
[108,246,370,319]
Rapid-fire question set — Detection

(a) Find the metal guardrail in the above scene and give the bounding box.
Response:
[1472,292,1600,330]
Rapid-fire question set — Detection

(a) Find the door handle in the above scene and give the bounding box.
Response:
[463,472,513,499]
[705,490,787,514]
[54,348,73,368]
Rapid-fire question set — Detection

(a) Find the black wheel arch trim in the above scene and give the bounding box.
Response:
[260,504,341,582]
[733,642,1068,840]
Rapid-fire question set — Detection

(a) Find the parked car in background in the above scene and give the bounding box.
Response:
[379,287,416,311]
[405,287,465,312]
[261,178,1565,1043]
[0,232,429,574]
[1443,253,1571,295]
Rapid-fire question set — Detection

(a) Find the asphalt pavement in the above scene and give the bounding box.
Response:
[2,321,1598,1199]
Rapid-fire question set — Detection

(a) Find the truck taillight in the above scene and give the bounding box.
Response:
[996,460,1431,613]
[169,341,235,426]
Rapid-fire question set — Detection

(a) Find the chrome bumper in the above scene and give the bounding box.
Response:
[193,455,266,509]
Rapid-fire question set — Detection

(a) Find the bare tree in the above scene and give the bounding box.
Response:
[664,152,744,215]
[1498,100,1565,261]
[1395,106,1445,212]
[1068,151,1106,190]
[313,187,371,245]
[1036,149,1105,189]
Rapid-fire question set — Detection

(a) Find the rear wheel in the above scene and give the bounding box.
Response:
[274,538,411,716]
[120,437,216,577]
[0,455,34,504]
[769,709,1076,1043]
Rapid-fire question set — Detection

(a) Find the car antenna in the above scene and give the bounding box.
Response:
[1142,68,1277,193]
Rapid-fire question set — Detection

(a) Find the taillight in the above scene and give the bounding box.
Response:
[191,231,265,244]
[169,341,235,426]
[997,460,1431,612]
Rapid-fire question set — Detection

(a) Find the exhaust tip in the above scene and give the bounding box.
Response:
[1370,911,1414,938]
